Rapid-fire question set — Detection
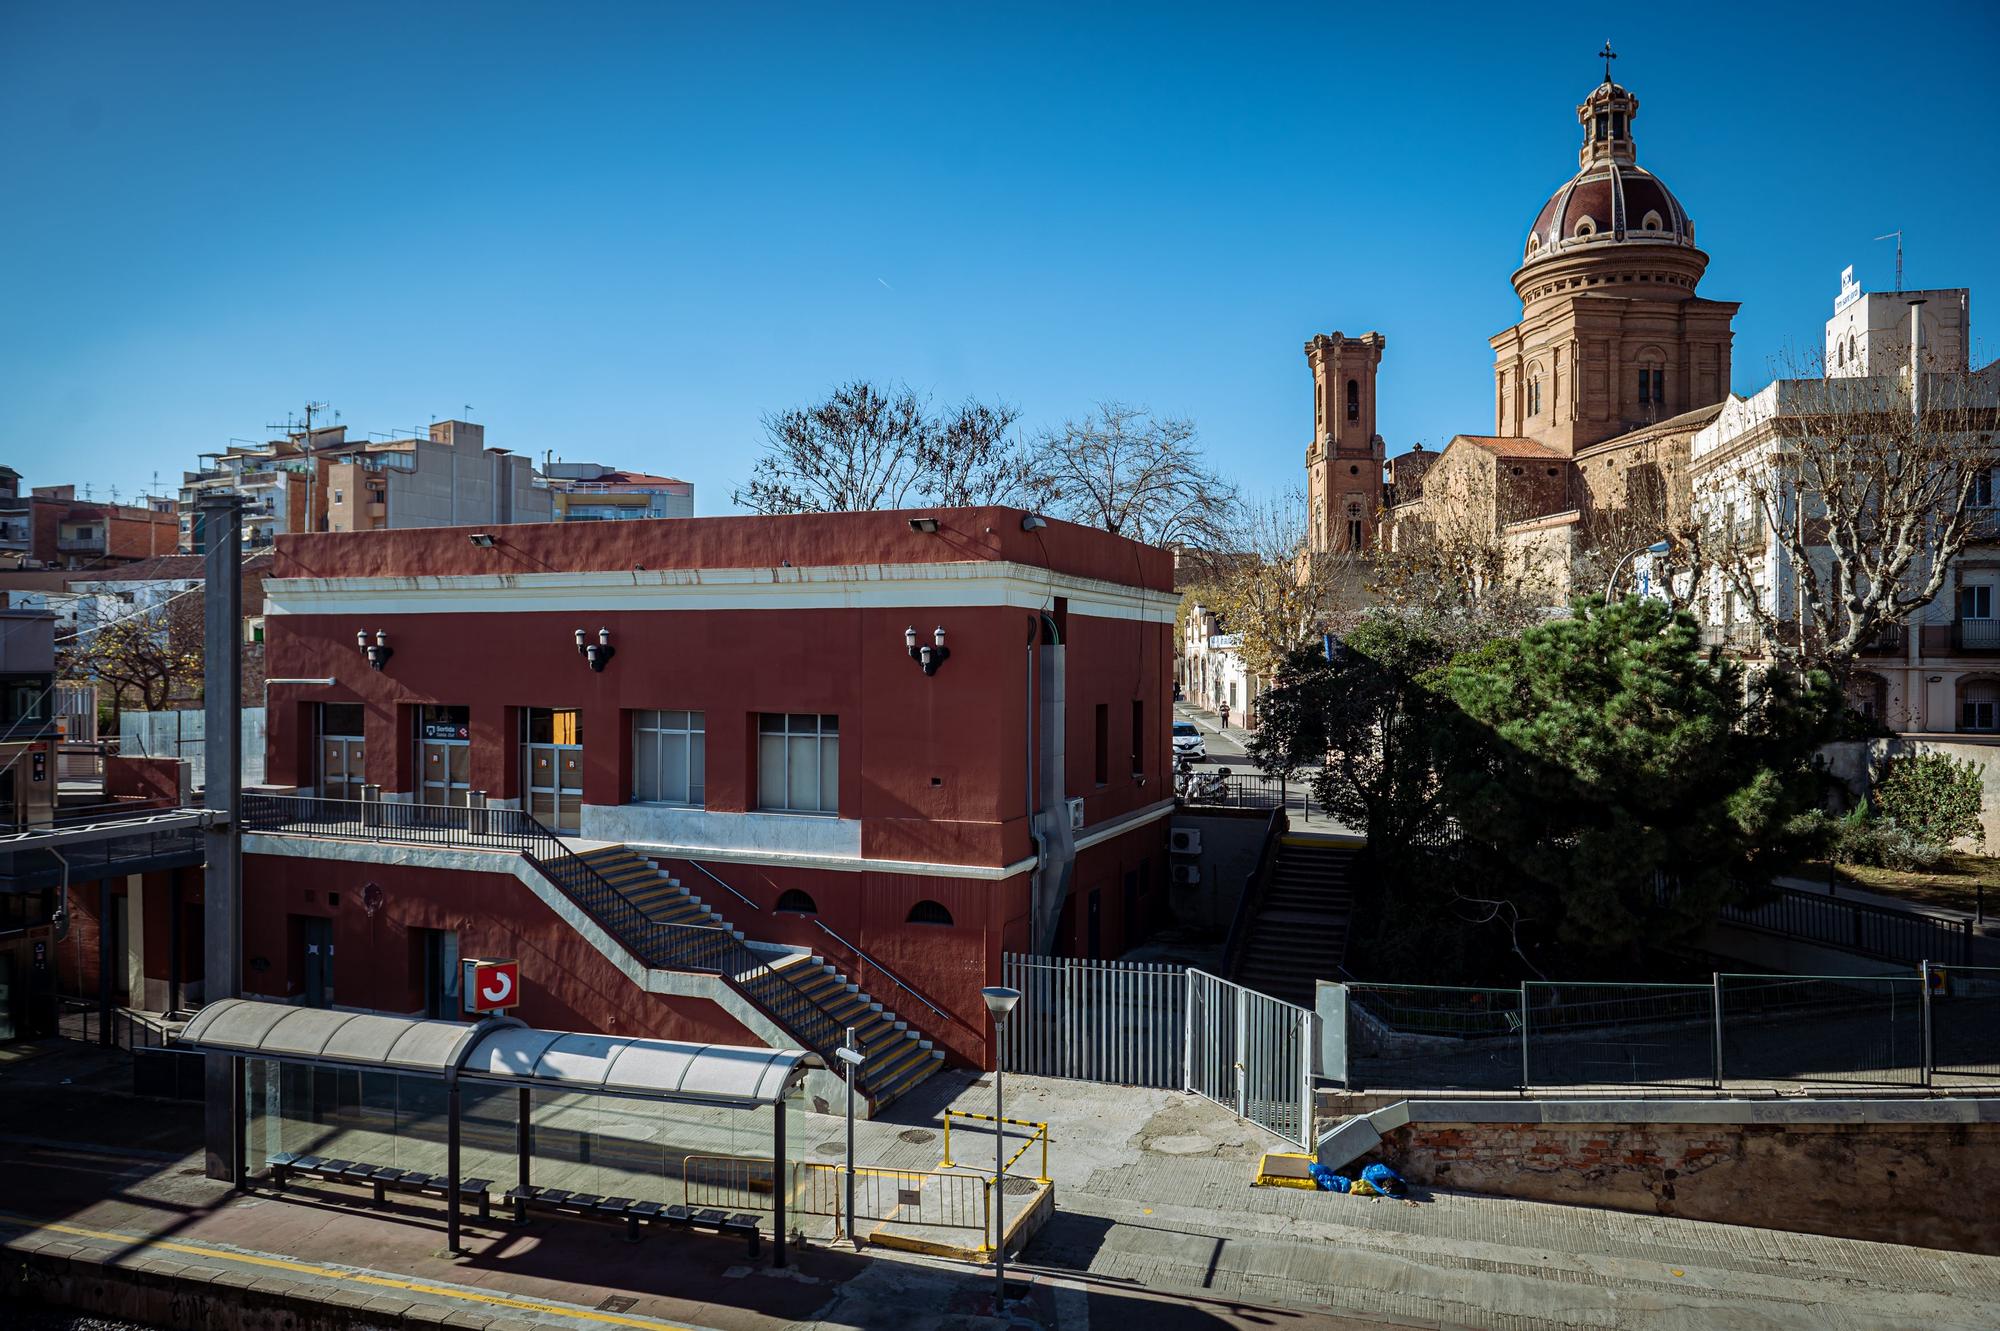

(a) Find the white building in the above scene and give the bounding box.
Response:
[1688,270,1999,733]
[1180,603,1257,726]
[543,462,695,521]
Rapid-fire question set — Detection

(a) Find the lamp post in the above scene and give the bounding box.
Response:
[981,985,1022,1308]
[835,1028,865,1250]
[1604,539,1672,604]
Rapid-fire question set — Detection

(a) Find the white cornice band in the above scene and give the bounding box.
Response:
[264,560,1181,623]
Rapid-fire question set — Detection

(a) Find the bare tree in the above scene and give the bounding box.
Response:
[735,381,1024,513]
[1022,403,1238,546]
[60,591,204,724]
[917,399,1029,508]
[1703,349,2000,673]
[1191,492,1359,681]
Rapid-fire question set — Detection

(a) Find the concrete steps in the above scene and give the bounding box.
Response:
[572,844,944,1113]
[1231,837,1363,1008]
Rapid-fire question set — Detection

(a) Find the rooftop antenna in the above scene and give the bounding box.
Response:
[463,404,475,420]
[1875,231,1903,293]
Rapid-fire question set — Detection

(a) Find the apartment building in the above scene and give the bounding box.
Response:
[181,420,550,551]
[1689,273,1999,734]
[544,461,694,521]
[0,471,179,571]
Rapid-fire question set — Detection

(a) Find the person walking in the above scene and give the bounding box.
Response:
[1219,701,1231,731]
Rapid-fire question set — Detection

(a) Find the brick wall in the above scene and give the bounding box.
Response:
[1375,1119,2000,1254]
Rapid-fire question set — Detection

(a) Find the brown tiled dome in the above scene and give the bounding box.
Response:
[1523,162,1694,263]
[1520,77,1697,268]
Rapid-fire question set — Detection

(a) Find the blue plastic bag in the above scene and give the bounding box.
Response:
[1307,1164,1352,1192]
[1360,1163,1407,1197]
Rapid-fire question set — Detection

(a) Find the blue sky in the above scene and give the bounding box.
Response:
[4,2,1996,513]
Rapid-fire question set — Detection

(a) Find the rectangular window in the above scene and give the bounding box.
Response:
[1637,368,1652,403]
[632,710,705,806]
[1964,700,1998,733]
[1130,700,1145,778]
[1652,368,1665,404]
[1093,704,1109,786]
[757,713,838,814]
[1976,469,1995,508]
[1961,585,1994,621]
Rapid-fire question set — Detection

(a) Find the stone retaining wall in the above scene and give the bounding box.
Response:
[1373,1114,2000,1253]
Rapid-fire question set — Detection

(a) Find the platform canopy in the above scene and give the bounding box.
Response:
[177,997,817,1108]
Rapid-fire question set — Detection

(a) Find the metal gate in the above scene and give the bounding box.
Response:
[1001,954,1185,1088]
[1185,968,1314,1148]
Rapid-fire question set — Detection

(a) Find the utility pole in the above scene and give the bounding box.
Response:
[266,402,328,539]
[201,492,244,1184]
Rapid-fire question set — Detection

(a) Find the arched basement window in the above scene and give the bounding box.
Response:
[906,899,954,926]
[775,889,818,915]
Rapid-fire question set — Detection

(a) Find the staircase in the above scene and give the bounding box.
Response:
[573,845,945,1113]
[1231,834,1360,1008]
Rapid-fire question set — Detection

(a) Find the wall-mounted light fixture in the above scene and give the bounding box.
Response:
[906,624,949,676]
[468,533,496,548]
[908,517,940,534]
[576,626,615,672]
[356,629,393,670]
[1020,514,1047,531]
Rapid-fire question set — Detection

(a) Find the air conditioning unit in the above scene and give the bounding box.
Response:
[1169,827,1203,856]
[1172,864,1202,886]
[1067,797,1085,831]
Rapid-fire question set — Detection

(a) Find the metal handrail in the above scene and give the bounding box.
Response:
[1722,883,1973,966]
[812,920,955,1027]
[678,858,761,910]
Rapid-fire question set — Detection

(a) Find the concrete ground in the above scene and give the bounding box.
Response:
[6,1038,2000,1329]
[1173,703,1351,834]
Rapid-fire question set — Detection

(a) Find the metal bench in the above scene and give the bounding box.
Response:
[266,1153,493,1219]
[503,1187,761,1255]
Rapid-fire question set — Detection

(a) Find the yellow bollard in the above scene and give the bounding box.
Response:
[940,1110,955,1169]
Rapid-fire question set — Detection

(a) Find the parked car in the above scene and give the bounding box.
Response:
[1172,720,1206,762]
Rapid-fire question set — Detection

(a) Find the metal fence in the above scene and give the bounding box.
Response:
[1331,964,2000,1091]
[1721,885,1977,966]
[1000,954,1185,1088]
[1186,968,1314,1148]
[795,1163,992,1241]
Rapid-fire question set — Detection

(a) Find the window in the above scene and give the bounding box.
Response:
[1130,700,1145,778]
[1637,367,1665,404]
[775,889,817,915]
[1961,585,1994,621]
[1962,680,2000,733]
[1345,379,1360,422]
[1975,469,1995,508]
[1093,703,1109,786]
[907,899,953,926]
[1528,378,1542,416]
[758,713,838,814]
[633,709,705,806]
[1346,503,1363,551]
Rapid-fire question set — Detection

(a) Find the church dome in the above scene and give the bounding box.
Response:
[1518,72,1699,270]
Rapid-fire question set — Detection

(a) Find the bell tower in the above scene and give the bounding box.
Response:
[1304,331,1386,553]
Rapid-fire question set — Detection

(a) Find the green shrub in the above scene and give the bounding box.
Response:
[1873,751,1986,850]
[1817,805,1945,872]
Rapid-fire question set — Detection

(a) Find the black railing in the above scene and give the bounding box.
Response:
[1722,885,1974,966]
[241,793,547,851]
[1953,618,2000,652]
[0,813,207,891]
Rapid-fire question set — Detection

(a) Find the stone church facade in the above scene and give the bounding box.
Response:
[1307,63,1738,594]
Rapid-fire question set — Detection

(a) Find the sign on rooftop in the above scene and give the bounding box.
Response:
[1835,265,1863,313]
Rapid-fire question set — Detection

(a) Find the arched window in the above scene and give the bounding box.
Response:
[1640,209,1663,232]
[775,889,817,915]
[1528,377,1543,416]
[906,899,954,926]
[1837,339,1845,368]
[1345,379,1360,422]
[1574,216,1597,239]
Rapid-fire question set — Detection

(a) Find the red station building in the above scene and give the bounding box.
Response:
[244,506,1176,1112]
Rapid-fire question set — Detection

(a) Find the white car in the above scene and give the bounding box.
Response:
[1172,721,1207,762]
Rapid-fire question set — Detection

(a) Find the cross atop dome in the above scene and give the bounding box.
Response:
[1599,40,1617,84]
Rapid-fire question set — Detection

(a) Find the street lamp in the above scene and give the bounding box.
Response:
[1605,540,1672,604]
[981,985,1022,1308]
[835,1029,865,1251]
